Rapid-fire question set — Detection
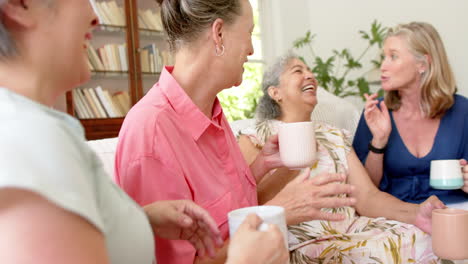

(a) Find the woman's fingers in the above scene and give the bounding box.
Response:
[316,182,356,198]
[364,99,379,110]
[364,93,378,101]
[188,232,206,258]
[184,202,221,240]
[309,172,346,186]
[198,223,217,258]
[380,101,390,117]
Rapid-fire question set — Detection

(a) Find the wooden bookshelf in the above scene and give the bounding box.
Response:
[80,118,125,140]
[65,0,170,140]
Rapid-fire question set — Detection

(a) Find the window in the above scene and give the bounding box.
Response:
[218,0,263,121]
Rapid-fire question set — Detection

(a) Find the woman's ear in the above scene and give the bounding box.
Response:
[418,54,431,74]
[267,86,281,102]
[211,18,224,47]
[1,0,37,28]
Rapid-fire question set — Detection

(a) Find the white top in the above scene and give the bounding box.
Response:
[0,88,154,264]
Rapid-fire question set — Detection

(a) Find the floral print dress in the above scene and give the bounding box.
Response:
[245,119,441,264]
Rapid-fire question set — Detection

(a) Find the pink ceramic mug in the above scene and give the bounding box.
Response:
[432,208,468,260]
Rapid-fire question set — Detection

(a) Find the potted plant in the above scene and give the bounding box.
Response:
[293,20,387,100]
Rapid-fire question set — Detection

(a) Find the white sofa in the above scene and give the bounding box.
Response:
[87,87,362,179]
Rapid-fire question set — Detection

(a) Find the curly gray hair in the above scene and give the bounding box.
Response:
[255,52,299,122]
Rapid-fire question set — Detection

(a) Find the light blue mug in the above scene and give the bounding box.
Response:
[430,160,463,190]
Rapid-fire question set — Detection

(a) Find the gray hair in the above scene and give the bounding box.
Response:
[0,1,17,60]
[0,0,55,60]
[157,0,242,52]
[255,52,298,122]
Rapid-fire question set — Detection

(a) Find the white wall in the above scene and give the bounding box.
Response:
[260,0,468,102]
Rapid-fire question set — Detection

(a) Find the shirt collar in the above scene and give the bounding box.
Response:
[158,66,224,140]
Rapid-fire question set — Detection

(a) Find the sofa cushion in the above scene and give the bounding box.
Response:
[87,137,118,179]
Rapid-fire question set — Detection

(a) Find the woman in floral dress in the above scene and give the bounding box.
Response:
[238,53,446,264]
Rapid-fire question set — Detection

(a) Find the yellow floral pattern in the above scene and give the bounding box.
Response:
[248,120,441,264]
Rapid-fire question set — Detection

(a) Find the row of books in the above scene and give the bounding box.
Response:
[90,0,163,31]
[91,0,126,27]
[138,9,163,31]
[73,87,131,119]
[140,44,174,73]
[88,43,128,72]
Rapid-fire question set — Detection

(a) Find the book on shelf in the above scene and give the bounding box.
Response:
[138,8,163,31]
[140,48,150,73]
[95,86,118,118]
[103,90,123,117]
[106,1,125,26]
[94,0,125,26]
[74,87,130,119]
[89,0,105,25]
[88,43,127,72]
[88,87,107,118]
[72,89,89,119]
[87,60,94,72]
[81,88,100,118]
[118,44,128,71]
[113,91,131,114]
[104,45,117,71]
[76,89,93,118]
[139,43,173,73]
[87,43,105,71]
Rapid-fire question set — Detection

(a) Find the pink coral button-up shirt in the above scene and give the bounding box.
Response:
[115,66,258,264]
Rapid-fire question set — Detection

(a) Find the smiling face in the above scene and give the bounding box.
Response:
[37,0,97,90]
[270,58,318,118]
[380,36,425,92]
[222,0,254,87]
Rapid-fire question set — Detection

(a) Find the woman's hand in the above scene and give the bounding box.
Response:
[226,214,288,264]
[267,168,356,225]
[250,135,284,183]
[143,200,223,258]
[260,134,284,170]
[461,159,468,193]
[364,93,392,148]
[414,195,446,234]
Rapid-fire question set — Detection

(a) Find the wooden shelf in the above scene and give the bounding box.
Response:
[90,70,129,79]
[95,24,127,33]
[80,118,124,140]
[66,0,170,140]
[139,28,165,38]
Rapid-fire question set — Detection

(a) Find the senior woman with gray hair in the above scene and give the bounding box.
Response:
[0,0,290,263]
[238,53,447,263]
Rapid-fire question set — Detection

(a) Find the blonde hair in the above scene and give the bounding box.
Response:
[384,22,456,118]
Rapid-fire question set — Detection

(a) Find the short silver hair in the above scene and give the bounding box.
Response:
[255,52,298,122]
[0,1,17,59]
[0,0,55,60]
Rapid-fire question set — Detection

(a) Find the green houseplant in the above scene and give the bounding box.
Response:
[293,20,387,100]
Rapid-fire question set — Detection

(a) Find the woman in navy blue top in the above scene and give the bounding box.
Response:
[352,22,468,205]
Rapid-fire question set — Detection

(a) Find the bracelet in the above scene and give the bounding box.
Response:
[368,141,386,154]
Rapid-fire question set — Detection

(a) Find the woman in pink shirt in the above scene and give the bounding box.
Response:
[115,0,356,263]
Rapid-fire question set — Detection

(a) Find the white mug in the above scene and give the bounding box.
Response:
[430,159,463,190]
[228,205,288,251]
[278,121,316,169]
